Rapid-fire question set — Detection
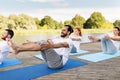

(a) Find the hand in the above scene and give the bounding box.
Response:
[104,35,111,40]
[41,43,53,50]
[88,36,98,42]
[47,39,53,44]
[88,36,94,40]
[6,38,13,47]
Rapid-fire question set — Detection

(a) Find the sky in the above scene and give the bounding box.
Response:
[0,0,120,22]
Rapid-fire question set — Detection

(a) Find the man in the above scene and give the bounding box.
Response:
[0,29,14,64]
[8,25,73,69]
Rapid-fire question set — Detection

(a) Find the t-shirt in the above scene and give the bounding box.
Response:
[0,40,11,64]
[70,34,82,52]
[111,40,120,49]
[52,37,73,65]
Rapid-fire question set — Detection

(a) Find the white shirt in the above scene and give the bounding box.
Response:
[52,37,73,65]
[0,40,11,64]
[70,34,82,52]
[111,40,120,49]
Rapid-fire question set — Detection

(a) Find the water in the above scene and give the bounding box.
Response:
[13,34,59,43]
[13,33,104,44]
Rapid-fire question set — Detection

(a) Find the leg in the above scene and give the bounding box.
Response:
[41,49,63,69]
[70,45,77,53]
[105,40,117,54]
[18,43,42,51]
[101,38,117,54]
[8,40,45,54]
[101,38,107,53]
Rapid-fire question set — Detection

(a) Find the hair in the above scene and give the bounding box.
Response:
[64,25,73,35]
[114,27,120,36]
[74,27,82,36]
[5,29,14,38]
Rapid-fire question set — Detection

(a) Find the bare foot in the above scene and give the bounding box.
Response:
[6,39,19,55]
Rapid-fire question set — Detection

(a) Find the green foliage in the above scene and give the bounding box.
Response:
[17,14,37,30]
[71,14,85,28]
[64,20,72,25]
[113,20,120,28]
[40,16,55,29]
[0,14,37,30]
[0,12,119,30]
[40,16,63,29]
[34,18,41,29]
[84,12,106,29]
[0,15,8,29]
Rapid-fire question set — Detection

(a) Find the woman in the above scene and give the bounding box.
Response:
[88,27,120,54]
[70,27,82,53]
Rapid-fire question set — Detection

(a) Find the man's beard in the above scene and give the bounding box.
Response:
[61,33,67,37]
[1,37,6,40]
[1,36,6,40]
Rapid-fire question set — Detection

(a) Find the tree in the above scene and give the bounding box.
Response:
[0,15,8,29]
[113,20,120,28]
[40,16,56,29]
[71,14,85,28]
[40,16,57,29]
[64,20,72,25]
[18,14,37,30]
[8,14,18,29]
[54,21,63,29]
[34,18,41,29]
[84,12,106,29]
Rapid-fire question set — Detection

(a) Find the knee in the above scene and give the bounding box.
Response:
[101,38,108,42]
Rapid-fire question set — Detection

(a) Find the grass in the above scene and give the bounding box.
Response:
[0,29,113,36]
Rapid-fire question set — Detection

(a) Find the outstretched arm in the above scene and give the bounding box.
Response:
[41,42,69,50]
[71,37,81,41]
[88,36,100,42]
[104,35,120,41]
[111,37,120,41]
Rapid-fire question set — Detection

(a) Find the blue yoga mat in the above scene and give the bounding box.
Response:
[34,54,44,60]
[77,51,120,62]
[0,58,22,68]
[0,59,87,80]
[70,50,89,55]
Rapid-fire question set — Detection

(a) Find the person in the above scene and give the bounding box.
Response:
[8,25,74,69]
[88,27,120,54]
[0,29,14,64]
[70,27,82,53]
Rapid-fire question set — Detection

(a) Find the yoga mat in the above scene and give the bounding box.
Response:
[34,50,89,60]
[34,54,44,60]
[0,59,87,80]
[70,50,89,55]
[0,58,22,68]
[77,51,120,62]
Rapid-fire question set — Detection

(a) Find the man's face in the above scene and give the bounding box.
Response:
[61,27,69,37]
[1,31,9,40]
